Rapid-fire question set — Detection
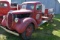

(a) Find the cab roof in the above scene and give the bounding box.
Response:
[22,1,41,4]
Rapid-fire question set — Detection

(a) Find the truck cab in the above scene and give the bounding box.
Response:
[0,1,21,24]
[0,1,10,15]
[0,1,10,23]
[0,1,21,15]
[1,1,53,40]
[21,1,42,24]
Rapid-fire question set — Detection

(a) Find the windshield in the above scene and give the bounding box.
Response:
[22,4,34,10]
[0,2,8,7]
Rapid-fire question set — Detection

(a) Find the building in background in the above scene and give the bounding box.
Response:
[11,0,60,14]
[0,0,11,3]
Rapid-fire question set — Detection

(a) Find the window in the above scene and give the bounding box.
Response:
[0,3,7,7]
[11,3,17,8]
[36,4,42,10]
[11,3,17,6]
[26,4,34,10]
[22,4,26,9]
[22,4,34,10]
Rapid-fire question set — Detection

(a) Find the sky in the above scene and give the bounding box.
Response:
[58,0,60,3]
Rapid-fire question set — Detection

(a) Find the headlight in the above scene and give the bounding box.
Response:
[15,18,18,23]
[3,15,6,19]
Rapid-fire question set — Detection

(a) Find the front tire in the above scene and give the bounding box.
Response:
[21,24,34,40]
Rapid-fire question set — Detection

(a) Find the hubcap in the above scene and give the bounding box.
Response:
[26,26,33,37]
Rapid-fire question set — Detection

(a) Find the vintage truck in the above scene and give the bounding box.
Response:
[0,1,21,24]
[1,1,54,40]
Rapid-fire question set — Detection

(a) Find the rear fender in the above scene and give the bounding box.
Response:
[15,17,38,33]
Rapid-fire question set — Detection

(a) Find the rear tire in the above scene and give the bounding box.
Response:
[21,24,34,40]
[48,15,53,23]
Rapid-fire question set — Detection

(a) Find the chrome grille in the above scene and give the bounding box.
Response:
[7,13,13,29]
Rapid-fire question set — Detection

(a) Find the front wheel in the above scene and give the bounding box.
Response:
[21,24,34,40]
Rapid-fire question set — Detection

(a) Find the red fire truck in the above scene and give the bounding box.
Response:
[1,1,54,40]
[0,1,21,24]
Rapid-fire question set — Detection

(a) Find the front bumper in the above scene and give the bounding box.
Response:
[0,26,19,36]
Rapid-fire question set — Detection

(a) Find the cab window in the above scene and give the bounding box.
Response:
[22,4,34,10]
[0,3,7,7]
[26,4,34,10]
[36,4,42,10]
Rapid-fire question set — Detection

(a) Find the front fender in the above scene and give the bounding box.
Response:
[15,17,38,33]
[1,18,7,27]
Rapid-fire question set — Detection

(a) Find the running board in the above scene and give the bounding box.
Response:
[0,26,19,36]
[42,16,48,19]
[38,20,48,26]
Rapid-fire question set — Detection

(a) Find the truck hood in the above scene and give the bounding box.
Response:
[10,9,32,13]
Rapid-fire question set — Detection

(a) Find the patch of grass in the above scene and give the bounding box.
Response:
[0,14,60,40]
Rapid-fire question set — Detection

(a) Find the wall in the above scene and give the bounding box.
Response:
[11,0,60,14]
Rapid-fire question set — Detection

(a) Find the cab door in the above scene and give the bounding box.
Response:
[35,4,42,24]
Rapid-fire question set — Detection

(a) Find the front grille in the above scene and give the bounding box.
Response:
[7,13,13,29]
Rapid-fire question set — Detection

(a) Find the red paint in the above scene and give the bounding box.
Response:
[2,1,53,34]
[0,1,21,24]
